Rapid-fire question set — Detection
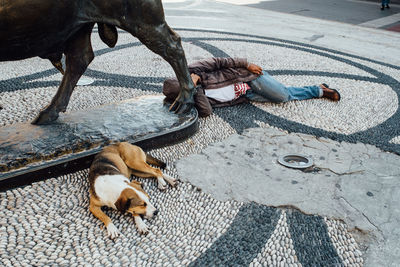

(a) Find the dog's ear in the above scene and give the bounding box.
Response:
[115,196,131,213]
[115,188,139,212]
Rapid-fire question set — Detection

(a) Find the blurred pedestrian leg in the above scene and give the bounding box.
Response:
[381,0,390,10]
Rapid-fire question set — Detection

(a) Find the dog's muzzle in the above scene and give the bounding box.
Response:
[145,203,158,219]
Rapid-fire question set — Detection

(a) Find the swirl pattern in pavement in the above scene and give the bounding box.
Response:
[1,28,397,265]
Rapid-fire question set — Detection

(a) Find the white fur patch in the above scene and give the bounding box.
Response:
[94,174,156,217]
[134,216,149,235]
[163,174,177,186]
[94,174,130,209]
[157,177,167,190]
[130,186,149,203]
[106,223,120,239]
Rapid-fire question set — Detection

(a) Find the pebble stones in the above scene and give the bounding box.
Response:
[0,115,243,266]
[0,30,369,266]
[0,125,365,266]
[324,218,364,266]
[389,136,400,145]
[250,210,302,267]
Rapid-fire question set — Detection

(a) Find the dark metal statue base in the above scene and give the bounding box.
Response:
[0,95,198,191]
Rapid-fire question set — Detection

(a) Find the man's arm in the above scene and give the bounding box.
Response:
[189,57,249,73]
[190,73,212,116]
[194,87,213,117]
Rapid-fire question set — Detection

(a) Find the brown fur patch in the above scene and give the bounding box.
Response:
[128,181,149,197]
[88,144,130,197]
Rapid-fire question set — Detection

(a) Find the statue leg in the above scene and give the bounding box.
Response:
[32,24,95,125]
[40,53,64,75]
[135,24,195,114]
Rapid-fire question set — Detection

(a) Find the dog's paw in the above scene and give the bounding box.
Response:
[157,183,167,191]
[163,174,177,187]
[106,223,120,239]
[136,221,149,235]
[157,177,167,191]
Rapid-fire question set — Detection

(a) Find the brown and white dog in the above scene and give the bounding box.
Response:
[88,142,176,238]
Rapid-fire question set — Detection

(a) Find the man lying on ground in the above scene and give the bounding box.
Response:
[163,57,340,117]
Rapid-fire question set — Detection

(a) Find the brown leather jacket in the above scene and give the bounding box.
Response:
[163,57,259,117]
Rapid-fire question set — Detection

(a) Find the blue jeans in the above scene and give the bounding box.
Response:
[246,71,322,102]
[382,0,389,5]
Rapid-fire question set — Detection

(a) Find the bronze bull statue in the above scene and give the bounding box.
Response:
[0,0,195,124]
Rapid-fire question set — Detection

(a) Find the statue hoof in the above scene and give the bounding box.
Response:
[31,109,59,125]
[169,99,194,114]
[169,93,195,113]
[174,101,193,114]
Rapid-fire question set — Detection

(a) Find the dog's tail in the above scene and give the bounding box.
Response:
[146,154,166,169]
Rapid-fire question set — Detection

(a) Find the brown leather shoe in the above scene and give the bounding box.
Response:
[321,83,341,101]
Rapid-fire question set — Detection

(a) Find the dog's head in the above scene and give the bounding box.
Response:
[114,181,157,219]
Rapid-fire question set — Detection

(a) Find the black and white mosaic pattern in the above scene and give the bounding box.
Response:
[1,28,398,265]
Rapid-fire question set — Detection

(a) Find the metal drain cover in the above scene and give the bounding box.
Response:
[278,154,313,169]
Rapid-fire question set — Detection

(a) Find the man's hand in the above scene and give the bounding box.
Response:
[247,63,262,75]
[190,73,201,86]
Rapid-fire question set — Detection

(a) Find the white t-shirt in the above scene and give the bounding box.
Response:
[205,84,235,102]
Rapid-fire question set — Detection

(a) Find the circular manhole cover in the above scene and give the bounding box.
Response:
[278,154,313,169]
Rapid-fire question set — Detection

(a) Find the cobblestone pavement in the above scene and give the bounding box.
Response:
[1,1,400,266]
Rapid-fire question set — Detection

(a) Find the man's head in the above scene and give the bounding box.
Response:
[163,78,180,103]
[163,74,200,102]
